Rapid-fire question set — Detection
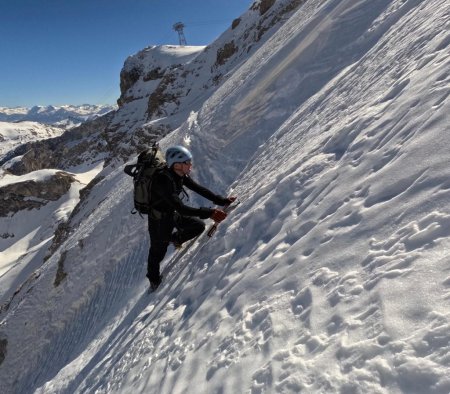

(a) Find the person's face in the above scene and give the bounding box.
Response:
[174,160,192,175]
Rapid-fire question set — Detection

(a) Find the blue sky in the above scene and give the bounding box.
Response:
[0,0,252,107]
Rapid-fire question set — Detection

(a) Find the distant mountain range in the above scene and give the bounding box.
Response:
[0,104,116,127]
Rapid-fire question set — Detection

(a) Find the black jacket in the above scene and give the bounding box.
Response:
[150,168,227,219]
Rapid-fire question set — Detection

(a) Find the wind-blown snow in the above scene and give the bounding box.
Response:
[1,0,450,393]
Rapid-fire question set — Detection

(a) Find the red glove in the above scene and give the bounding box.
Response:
[210,209,227,223]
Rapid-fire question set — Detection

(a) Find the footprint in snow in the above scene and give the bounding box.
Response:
[290,287,313,326]
[206,303,273,380]
[362,211,450,290]
[371,146,401,173]
[326,272,364,307]
[351,298,385,339]
[442,276,450,300]
[250,363,273,394]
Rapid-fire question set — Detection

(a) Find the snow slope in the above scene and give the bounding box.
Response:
[1,0,450,393]
[0,121,64,161]
[0,163,104,305]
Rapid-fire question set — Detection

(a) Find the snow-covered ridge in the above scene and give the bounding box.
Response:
[1,0,450,393]
[122,45,205,75]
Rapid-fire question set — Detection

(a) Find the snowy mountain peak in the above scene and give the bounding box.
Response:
[118,45,205,108]
[123,45,205,72]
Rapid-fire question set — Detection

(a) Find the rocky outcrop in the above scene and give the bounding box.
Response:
[54,251,68,287]
[102,121,172,167]
[43,174,105,267]
[252,0,276,15]
[216,41,239,66]
[3,112,114,176]
[147,73,179,117]
[0,338,6,366]
[116,46,204,112]
[144,67,166,82]
[256,0,307,41]
[118,66,143,107]
[8,143,60,175]
[0,171,76,217]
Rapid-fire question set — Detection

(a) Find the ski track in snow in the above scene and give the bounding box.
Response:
[1,0,450,393]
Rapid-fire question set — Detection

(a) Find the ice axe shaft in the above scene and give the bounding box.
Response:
[207,200,240,238]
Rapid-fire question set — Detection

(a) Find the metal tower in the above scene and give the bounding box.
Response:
[173,22,187,46]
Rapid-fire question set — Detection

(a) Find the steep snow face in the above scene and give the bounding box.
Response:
[1,0,450,393]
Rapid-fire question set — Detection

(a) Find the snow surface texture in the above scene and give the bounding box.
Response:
[1,0,450,393]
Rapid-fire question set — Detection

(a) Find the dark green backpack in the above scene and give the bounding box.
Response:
[124,143,166,215]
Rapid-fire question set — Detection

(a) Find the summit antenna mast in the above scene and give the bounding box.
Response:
[173,22,187,46]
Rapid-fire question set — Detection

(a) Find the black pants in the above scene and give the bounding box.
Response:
[147,213,205,282]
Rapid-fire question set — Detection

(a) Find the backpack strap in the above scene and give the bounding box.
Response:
[149,167,186,215]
